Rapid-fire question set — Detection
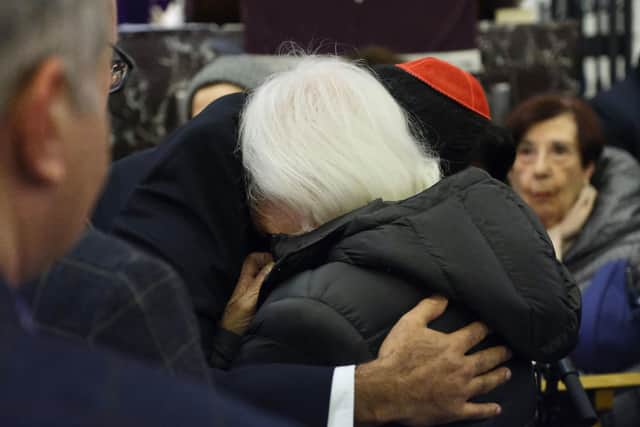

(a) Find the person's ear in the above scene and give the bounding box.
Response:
[11,58,68,185]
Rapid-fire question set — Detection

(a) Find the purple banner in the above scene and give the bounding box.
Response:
[117,0,172,24]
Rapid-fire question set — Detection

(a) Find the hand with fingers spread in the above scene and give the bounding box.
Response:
[354,296,512,426]
[220,252,274,336]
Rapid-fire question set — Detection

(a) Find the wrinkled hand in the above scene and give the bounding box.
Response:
[354,296,512,426]
[220,252,274,336]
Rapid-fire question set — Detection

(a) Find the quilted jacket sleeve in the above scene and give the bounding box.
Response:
[233,287,375,367]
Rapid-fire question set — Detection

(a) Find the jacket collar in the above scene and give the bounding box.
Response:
[270,199,386,261]
[269,167,489,261]
[259,167,490,303]
[262,200,386,301]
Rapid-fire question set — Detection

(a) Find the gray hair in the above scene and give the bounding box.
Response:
[240,55,442,230]
[0,0,109,116]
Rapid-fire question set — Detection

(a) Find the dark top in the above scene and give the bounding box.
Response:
[92,148,158,232]
[111,93,264,358]
[591,67,640,161]
[22,227,215,381]
[0,277,298,427]
[236,168,581,426]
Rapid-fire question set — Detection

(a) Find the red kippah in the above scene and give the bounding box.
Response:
[396,57,491,120]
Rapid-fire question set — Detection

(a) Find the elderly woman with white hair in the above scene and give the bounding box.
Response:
[235,56,580,426]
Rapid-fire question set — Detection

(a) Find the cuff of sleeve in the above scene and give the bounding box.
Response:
[327,365,355,427]
[209,327,243,369]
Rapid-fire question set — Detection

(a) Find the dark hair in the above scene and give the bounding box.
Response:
[374,64,516,181]
[505,94,605,167]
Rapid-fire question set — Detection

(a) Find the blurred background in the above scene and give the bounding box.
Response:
[110,0,638,159]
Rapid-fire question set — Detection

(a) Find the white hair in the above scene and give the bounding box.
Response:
[240,55,441,230]
[0,0,109,116]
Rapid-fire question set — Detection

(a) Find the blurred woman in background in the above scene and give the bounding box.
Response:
[506,94,640,287]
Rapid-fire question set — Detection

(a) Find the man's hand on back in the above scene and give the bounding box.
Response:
[354,296,512,426]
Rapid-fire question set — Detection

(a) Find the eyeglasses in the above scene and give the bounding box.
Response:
[110,44,135,94]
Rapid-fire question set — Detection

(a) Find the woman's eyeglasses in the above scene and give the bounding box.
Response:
[110,44,135,94]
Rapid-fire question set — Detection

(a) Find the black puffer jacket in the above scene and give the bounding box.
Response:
[236,168,581,426]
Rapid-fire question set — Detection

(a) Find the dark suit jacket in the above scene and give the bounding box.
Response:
[19,228,334,426]
[22,227,214,382]
[0,280,299,427]
[92,148,157,232]
[591,67,640,160]
[109,93,260,356]
[96,93,335,426]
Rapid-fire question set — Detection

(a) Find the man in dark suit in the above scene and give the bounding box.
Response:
[0,1,298,425]
[0,0,513,426]
[0,282,298,427]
